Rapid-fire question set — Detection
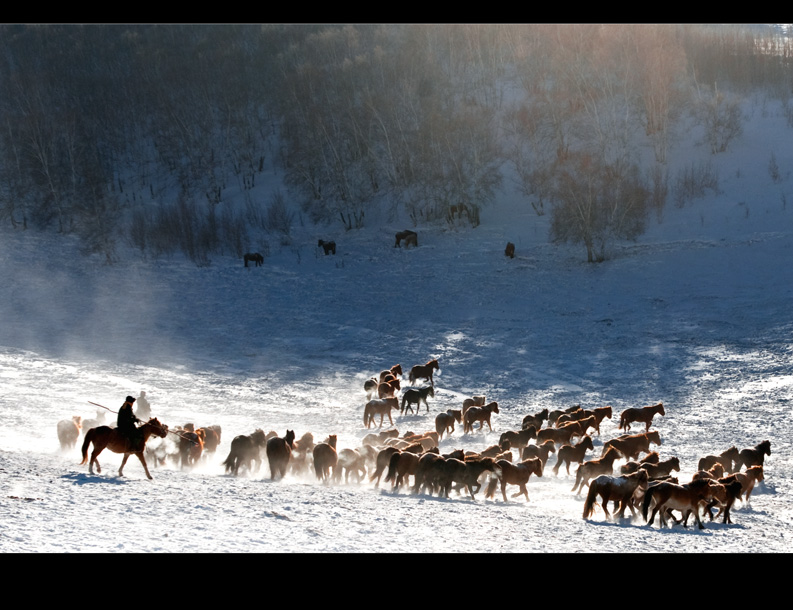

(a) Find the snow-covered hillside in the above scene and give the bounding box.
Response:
[0,93,791,553]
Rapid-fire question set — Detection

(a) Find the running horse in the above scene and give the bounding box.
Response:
[409,359,439,387]
[618,402,665,432]
[80,418,168,480]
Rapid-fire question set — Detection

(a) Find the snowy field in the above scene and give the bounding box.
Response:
[1,98,792,553]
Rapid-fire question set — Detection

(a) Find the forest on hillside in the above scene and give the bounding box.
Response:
[1,24,791,264]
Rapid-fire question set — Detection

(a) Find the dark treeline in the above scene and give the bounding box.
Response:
[0,24,790,264]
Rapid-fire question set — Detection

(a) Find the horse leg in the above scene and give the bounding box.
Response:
[135,452,153,480]
[119,453,130,477]
[90,449,102,474]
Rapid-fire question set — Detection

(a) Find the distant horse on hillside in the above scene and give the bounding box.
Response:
[318,240,336,255]
[395,230,418,248]
[505,242,515,258]
[409,359,439,387]
[244,252,264,267]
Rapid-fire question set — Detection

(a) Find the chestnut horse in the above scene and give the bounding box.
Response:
[409,359,439,387]
[642,478,711,529]
[640,456,680,480]
[266,429,296,480]
[583,469,650,519]
[553,435,595,476]
[572,447,622,494]
[618,402,665,432]
[603,430,662,461]
[463,402,499,433]
[379,364,403,382]
[485,457,543,502]
[80,418,168,480]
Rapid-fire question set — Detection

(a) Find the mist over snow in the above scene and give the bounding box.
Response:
[2,80,793,553]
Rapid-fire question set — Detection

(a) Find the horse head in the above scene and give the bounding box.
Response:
[147,418,168,438]
[285,429,296,448]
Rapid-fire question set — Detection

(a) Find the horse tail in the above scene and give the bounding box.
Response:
[642,485,657,522]
[79,429,94,465]
[363,404,370,427]
[222,449,237,474]
[484,475,499,500]
[583,483,599,519]
[384,451,400,485]
[408,371,416,385]
[401,394,408,412]
[618,413,626,430]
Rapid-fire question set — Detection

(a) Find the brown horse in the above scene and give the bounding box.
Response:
[521,439,557,468]
[618,402,665,432]
[411,449,466,495]
[553,435,595,476]
[409,359,439,387]
[312,435,338,482]
[80,418,168,480]
[499,427,537,451]
[266,430,296,480]
[603,430,662,461]
[698,446,741,474]
[582,469,650,519]
[485,457,543,502]
[642,478,711,529]
[196,425,222,455]
[734,440,771,471]
[379,364,403,382]
[521,408,549,431]
[57,416,82,450]
[370,446,401,487]
[363,398,400,428]
[704,477,744,524]
[463,395,487,416]
[720,465,764,504]
[463,402,499,433]
[385,450,422,491]
[640,456,680,480]
[222,429,268,476]
[505,242,515,258]
[179,429,204,469]
[435,409,462,439]
[378,377,401,399]
[572,447,621,494]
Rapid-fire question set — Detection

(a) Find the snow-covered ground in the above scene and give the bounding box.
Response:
[1,96,792,553]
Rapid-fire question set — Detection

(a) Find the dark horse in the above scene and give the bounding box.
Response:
[401,386,435,414]
[505,242,515,258]
[222,429,268,476]
[318,240,336,255]
[266,429,296,480]
[80,418,168,480]
[395,230,418,248]
[244,252,264,267]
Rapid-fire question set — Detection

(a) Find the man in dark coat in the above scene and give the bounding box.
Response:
[135,391,151,420]
[118,395,144,451]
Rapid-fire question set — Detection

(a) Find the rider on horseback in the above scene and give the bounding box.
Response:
[118,395,144,451]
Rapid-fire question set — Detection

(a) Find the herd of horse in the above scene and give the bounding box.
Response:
[61,357,772,530]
